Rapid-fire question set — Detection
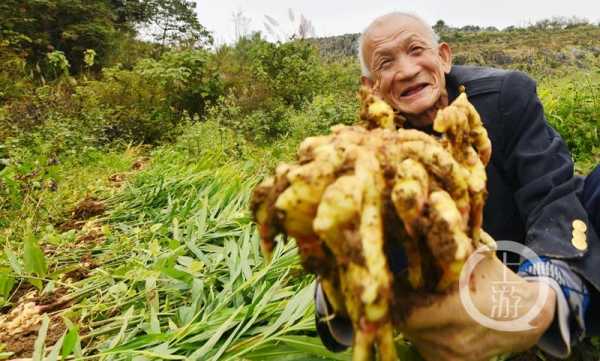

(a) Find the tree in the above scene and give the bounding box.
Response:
[0,0,165,74]
[140,0,212,49]
[0,0,123,74]
[0,0,211,74]
[433,20,447,34]
[460,25,482,32]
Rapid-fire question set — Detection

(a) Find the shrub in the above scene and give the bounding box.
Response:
[286,93,358,141]
[210,35,360,145]
[0,38,34,103]
[0,83,79,142]
[210,94,291,144]
[137,49,223,118]
[216,34,324,112]
[76,49,223,144]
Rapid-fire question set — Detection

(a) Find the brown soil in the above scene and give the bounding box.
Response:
[58,196,106,232]
[1,314,66,359]
[108,157,150,187]
[131,157,150,171]
[0,288,72,358]
[12,283,35,301]
[63,254,98,282]
[76,228,104,245]
[71,196,105,220]
[58,218,86,231]
[1,287,70,316]
[63,268,89,282]
[108,172,126,185]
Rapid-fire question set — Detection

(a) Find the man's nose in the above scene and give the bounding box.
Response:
[392,56,420,81]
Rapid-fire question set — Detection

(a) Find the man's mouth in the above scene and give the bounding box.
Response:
[400,83,428,98]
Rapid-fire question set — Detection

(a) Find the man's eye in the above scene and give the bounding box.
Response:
[379,59,392,69]
[410,46,424,54]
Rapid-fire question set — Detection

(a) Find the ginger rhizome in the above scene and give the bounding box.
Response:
[251,87,493,361]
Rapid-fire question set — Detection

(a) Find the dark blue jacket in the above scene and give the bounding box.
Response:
[445,65,599,296]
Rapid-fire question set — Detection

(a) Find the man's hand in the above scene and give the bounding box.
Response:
[399,254,557,361]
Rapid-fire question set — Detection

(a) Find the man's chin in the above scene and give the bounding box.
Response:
[394,100,441,127]
[397,102,437,118]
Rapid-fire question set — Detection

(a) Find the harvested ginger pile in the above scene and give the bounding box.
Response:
[251,87,495,361]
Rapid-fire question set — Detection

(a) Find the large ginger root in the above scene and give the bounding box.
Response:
[434,91,491,242]
[390,159,429,289]
[359,87,405,130]
[251,87,492,361]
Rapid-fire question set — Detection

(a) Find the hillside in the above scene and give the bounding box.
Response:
[311,24,600,76]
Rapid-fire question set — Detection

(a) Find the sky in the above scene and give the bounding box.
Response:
[196,0,600,44]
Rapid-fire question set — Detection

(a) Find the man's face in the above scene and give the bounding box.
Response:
[362,16,452,125]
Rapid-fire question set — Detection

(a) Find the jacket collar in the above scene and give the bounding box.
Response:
[445,67,461,103]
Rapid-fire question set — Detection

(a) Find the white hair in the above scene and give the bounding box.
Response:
[358,12,440,79]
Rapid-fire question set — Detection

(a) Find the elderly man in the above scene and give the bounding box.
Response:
[314,12,600,360]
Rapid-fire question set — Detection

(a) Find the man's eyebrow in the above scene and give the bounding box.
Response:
[404,34,428,45]
[372,34,425,57]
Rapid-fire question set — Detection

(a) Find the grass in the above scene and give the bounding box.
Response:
[0,124,357,360]
[538,72,600,174]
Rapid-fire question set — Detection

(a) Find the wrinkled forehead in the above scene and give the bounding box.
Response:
[364,15,433,52]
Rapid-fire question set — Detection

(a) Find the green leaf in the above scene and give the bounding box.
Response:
[4,247,22,275]
[23,224,47,289]
[61,319,80,359]
[395,339,425,361]
[261,282,313,337]
[103,333,169,353]
[188,305,244,360]
[0,269,15,299]
[146,277,161,334]
[274,336,351,361]
[0,351,15,360]
[235,344,308,361]
[108,306,135,350]
[32,314,50,361]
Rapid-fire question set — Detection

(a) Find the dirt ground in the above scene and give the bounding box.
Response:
[0,287,71,358]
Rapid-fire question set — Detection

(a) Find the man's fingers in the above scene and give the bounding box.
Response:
[402,255,526,330]
[401,289,465,329]
[408,328,502,361]
[408,335,463,361]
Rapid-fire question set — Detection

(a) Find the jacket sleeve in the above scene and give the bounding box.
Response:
[499,71,600,332]
[519,257,590,358]
[314,280,353,352]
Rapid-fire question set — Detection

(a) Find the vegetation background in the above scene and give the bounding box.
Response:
[0,2,599,360]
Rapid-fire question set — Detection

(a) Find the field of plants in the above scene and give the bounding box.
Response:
[1,3,600,360]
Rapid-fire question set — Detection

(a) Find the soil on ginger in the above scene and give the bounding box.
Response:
[0,315,66,358]
[0,288,72,358]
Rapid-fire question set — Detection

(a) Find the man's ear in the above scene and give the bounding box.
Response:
[438,42,452,74]
[361,75,374,88]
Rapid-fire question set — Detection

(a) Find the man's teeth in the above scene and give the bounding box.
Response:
[403,85,426,96]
